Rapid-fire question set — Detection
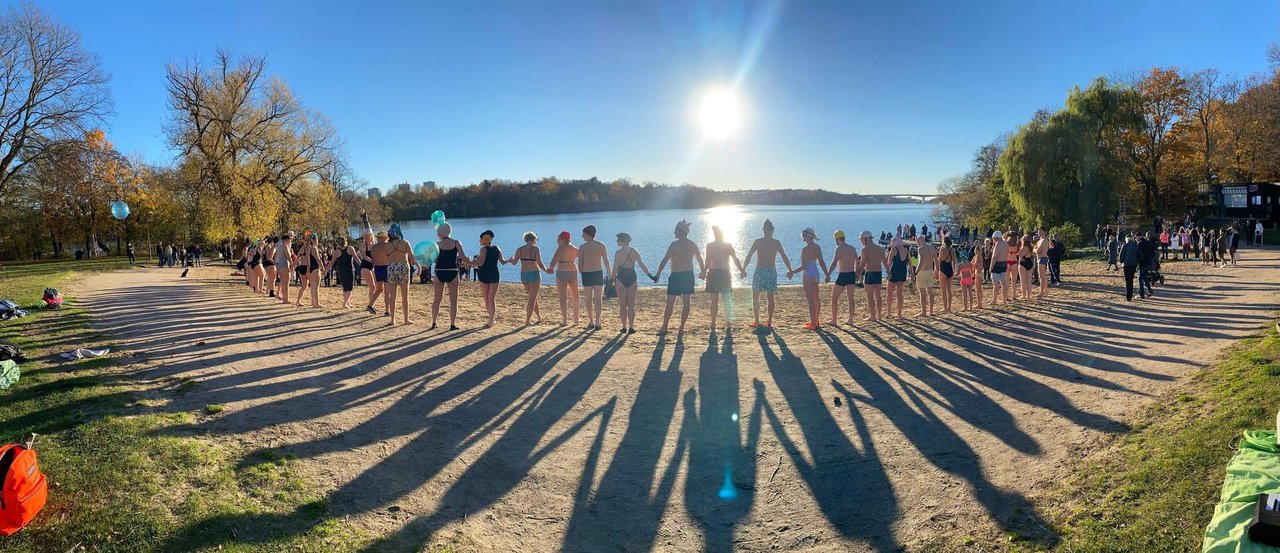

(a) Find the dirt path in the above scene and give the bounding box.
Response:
[72,249,1279,551]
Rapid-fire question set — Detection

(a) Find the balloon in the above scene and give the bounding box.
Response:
[414,240,440,264]
[431,210,446,227]
[110,201,130,220]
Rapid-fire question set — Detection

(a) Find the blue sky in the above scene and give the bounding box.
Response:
[30,0,1280,194]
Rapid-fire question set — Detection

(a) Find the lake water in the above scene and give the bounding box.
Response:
[389,204,937,286]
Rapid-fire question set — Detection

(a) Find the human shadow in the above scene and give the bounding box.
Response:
[560,339,686,552]
[755,332,901,551]
[367,335,626,551]
[817,330,1058,546]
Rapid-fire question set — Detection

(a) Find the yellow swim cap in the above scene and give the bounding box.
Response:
[834,230,846,240]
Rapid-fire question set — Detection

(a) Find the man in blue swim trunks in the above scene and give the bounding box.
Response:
[368,230,390,315]
[652,219,704,336]
[742,219,793,331]
[857,231,886,321]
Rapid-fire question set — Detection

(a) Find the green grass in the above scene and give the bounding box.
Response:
[1026,320,1280,552]
[0,257,373,552]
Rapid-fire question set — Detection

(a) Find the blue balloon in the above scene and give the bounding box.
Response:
[431,210,446,227]
[110,201,130,221]
[414,240,439,264]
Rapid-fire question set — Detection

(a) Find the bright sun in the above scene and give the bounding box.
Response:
[698,88,741,141]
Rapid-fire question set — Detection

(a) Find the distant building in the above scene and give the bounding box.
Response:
[366,187,382,199]
[1200,182,1280,223]
[394,182,411,194]
[423,181,437,191]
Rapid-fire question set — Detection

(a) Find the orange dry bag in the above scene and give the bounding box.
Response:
[0,443,47,536]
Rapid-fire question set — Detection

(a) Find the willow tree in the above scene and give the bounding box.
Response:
[999,78,1139,229]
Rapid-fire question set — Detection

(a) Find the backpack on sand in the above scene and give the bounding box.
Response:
[0,440,47,536]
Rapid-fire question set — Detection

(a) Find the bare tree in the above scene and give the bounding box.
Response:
[0,3,111,198]
[1185,69,1236,185]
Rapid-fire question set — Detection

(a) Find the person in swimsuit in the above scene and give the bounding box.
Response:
[577,225,611,330]
[1018,235,1035,301]
[358,229,375,301]
[703,225,745,333]
[989,231,1009,306]
[884,236,910,319]
[383,224,418,325]
[546,231,581,326]
[506,231,547,326]
[742,218,793,331]
[294,234,323,308]
[825,229,859,326]
[431,222,467,330]
[1006,231,1021,300]
[246,240,263,294]
[652,219,704,337]
[327,236,358,308]
[276,231,294,304]
[262,237,278,298]
[937,236,955,314]
[914,235,937,317]
[1034,229,1051,298]
[857,231,887,322]
[958,250,975,311]
[787,227,824,330]
[611,232,652,334]
[971,241,985,310]
[367,231,390,315]
[473,229,503,328]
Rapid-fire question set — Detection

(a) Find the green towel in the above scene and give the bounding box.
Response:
[1204,430,1280,552]
[0,359,17,390]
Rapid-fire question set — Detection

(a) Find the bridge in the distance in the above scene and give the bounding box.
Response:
[860,193,942,203]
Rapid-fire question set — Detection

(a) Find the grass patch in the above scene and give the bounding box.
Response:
[0,258,373,552]
[203,404,225,415]
[1036,321,1280,551]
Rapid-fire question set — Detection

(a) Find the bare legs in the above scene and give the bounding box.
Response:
[802,278,819,328]
[864,285,881,322]
[1020,266,1032,300]
[886,282,904,318]
[585,286,603,328]
[555,279,580,326]
[940,275,952,313]
[618,284,637,331]
[830,285,855,325]
[430,280,460,329]
[365,268,382,311]
[657,293,690,335]
[709,291,733,332]
[481,282,498,327]
[278,264,291,303]
[523,281,541,325]
[265,266,277,297]
[1037,263,1048,297]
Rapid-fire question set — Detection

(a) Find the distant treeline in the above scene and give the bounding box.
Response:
[378,177,910,221]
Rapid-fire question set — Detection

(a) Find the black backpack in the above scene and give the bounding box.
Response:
[0,343,22,362]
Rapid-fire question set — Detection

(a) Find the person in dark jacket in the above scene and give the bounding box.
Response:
[1119,234,1144,301]
[1138,232,1157,297]
[1048,233,1065,284]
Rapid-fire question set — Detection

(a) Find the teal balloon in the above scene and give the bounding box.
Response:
[431,210,446,227]
[110,201,130,220]
[414,240,439,264]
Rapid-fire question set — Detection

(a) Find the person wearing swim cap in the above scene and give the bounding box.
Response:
[988,230,1009,306]
[857,230,887,321]
[430,222,468,330]
[913,234,938,317]
[578,224,611,330]
[611,232,652,334]
[826,229,859,326]
[546,230,580,326]
[787,227,823,330]
[653,219,704,337]
[703,225,745,334]
[368,230,391,315]
[884,235,910,319]
[743,218,793,332]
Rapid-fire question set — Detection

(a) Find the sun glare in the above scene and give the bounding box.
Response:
[698,88,741,141]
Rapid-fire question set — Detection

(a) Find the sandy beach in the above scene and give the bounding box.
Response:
[69,251,1279,550]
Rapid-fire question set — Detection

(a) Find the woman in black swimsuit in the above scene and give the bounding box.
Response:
[473,230,503,328]
[431,222,468,330]
[359,231,377,309]
[248,240,264,294]
[506,232,548,326]
[294,235,323,308]
[610,232,652,334]
[1018,235,1035,302]
[328,237,358,308]
[937,236,954,314]
[262,237,278,298]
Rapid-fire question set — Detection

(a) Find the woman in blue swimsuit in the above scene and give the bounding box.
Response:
[507,232,548,326]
